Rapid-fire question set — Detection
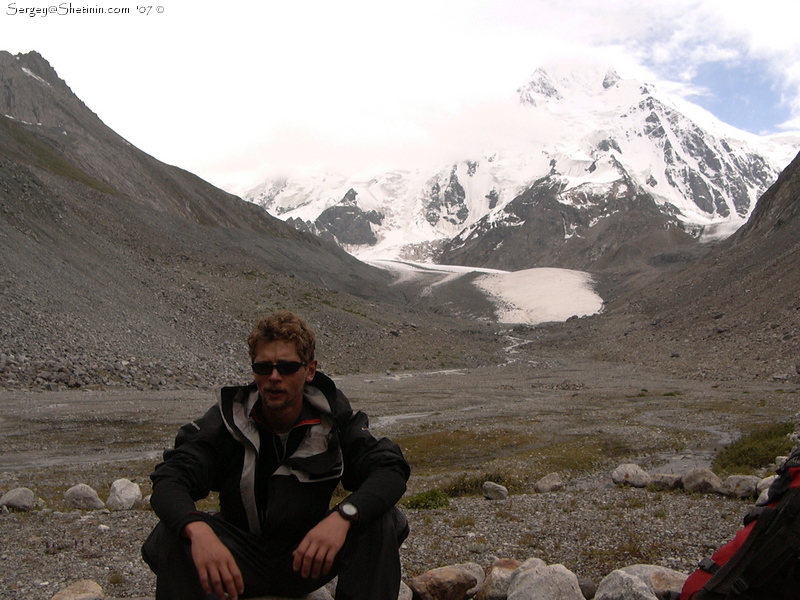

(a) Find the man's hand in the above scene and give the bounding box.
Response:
[183,521,244,600]
[292,511,351,579]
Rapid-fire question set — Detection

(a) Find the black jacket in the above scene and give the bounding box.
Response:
[150,371,410,544]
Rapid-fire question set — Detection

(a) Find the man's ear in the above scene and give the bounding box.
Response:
[305,359,318,382]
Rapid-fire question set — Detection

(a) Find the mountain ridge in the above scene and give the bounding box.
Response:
[245,62,798,278]
[1,50,507,391]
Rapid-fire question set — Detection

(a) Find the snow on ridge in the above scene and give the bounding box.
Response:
[21,67,50,87]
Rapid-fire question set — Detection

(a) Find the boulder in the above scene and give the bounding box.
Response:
[612,464,651,488]
[619,564,688,599]
[408,565,478,600]
[106,478,143,511]
[648,473,683,491]
[682,468,724,494]
[722,475,760,499]
[508,563,584,600]
[64,484,105,510]
[758,475,777,494]
[0,486,35,511]
[475,558,522,600]
[454,562,486,596]
[483,481,509,500]
[534,472,564,493]
[50,580,104,600]
[595,569,657,600]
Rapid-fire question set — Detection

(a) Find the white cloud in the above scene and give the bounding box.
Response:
[3,0,799,188]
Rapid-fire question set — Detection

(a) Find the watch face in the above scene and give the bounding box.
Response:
[339,502,358,519]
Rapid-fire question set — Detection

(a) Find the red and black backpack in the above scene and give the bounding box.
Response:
[680,449,800,600]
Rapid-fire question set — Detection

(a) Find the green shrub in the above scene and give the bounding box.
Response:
[712,422,794,476]
[403,489,449,510]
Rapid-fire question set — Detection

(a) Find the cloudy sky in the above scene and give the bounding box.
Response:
[3,0,800,192]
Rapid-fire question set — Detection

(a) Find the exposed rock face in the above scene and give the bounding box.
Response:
[425,166,469,228]
[439,173,700,276]
[314,195,383,246]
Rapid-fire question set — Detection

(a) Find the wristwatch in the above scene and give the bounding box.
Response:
[336,501,359,522]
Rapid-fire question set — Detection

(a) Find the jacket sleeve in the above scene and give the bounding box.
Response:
[338,409,410,527]
[149,404,230,537]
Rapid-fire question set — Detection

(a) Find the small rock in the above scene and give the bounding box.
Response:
[534,472,564,493]
[50,579,104,600]
[483,481,509,500]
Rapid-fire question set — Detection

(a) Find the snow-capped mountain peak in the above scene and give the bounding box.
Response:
[244,61,799,268]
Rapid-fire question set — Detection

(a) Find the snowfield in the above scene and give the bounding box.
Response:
[371,260,603,325]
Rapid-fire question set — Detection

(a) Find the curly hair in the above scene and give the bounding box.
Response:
[247,311,316,364]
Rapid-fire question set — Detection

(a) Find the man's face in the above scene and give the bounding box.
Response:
[252,340,316,416]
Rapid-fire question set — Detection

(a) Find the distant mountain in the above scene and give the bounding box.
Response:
[245,62,799,276]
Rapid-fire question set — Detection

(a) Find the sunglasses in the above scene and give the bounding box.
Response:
[251,361,306,376]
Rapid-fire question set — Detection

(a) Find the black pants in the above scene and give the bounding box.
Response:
[142,507,409,600]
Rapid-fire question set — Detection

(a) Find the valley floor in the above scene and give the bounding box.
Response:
[0,356,797,599]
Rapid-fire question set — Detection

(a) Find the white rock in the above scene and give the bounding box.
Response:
[106,478,142,511]
[611,464,651,488]
[595,569,658,600]
[508,563,583,600]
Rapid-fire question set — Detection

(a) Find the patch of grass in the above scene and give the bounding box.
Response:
[395,429,537,474]
[712,422,795,476]
[451,515,475,528]
[441,471,523,497]
[402,489,449,510]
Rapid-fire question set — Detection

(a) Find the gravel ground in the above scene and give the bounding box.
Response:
[1,359,796,599]
[0,480,753,600]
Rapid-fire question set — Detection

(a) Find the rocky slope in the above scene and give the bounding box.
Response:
[540,150,800,382]
[0,51,505,392]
